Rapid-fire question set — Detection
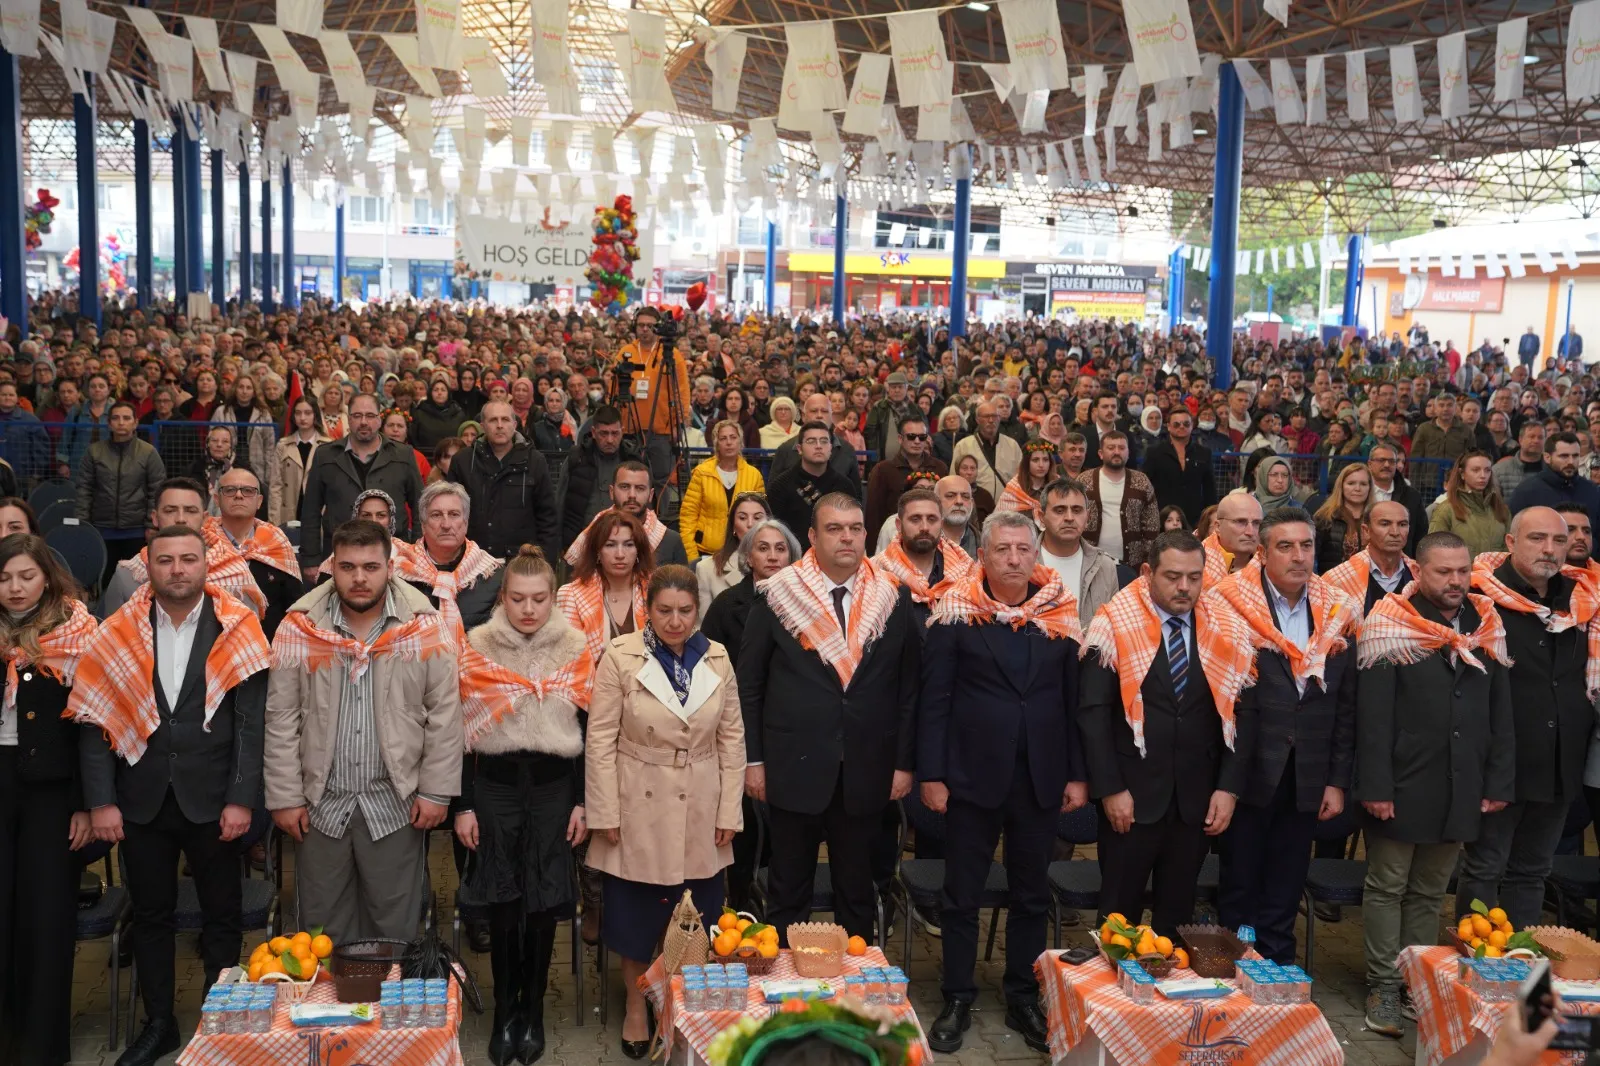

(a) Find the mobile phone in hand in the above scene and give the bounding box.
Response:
[1521,958,1553,1034]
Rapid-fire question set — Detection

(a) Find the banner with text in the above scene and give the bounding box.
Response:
[456,213,654,288]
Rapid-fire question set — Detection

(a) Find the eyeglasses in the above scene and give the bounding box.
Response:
[902,432,930,441]
[218,486,260,498]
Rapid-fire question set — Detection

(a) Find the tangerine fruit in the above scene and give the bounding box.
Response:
[846,935,868,956]
[1488,907,1509,926]
[737,918,753,933]
[291,931,313,951]
[1484,945,1504,958]
[1489,930,1508,949]
[1101,926,1115,944]
[269,936,291,955]
[1172,948,1190,970]
[1154,936,1174,957]
[718,912,740,933]
[248,960,266,982]
[1109,934,1132,950]
[1457,918,1475,940]
[758,941,779,959]
[311,934,334,959]
[1471,915,1493,939]
[1106,913,1127,926]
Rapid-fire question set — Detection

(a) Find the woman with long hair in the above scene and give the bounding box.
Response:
[454,366,487,421]
[0,534,98,1066]
[1158,505,1188,532]
[719,385,760,448]
[1429,450,1510,557]
[1312,462,1372,573]
[586,565,744,1058]
[411,375,467,453]
[213,374,279,517]
[558,510,654,670]
[383,409,433,480]
[318,378,349,439]
[272,398,331,526]
[997,439,1059,520]
[694,492,768,616]
[679,422,765,564]
[430,437,465,485]
[456,546,593,1066]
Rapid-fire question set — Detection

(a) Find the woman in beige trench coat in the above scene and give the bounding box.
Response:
[585,564,745,1058]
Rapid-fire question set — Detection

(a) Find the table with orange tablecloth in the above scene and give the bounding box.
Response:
[641,948,927,1065]
[1035,951,1343,1066]
[176,972,464,1066]
[1400,945,1600,1066]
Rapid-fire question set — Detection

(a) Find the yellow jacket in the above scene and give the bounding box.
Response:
[679,456,765,560]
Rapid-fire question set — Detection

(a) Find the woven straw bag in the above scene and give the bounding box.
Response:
[660,889,711,976]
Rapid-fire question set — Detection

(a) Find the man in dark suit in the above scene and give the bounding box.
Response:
[71,526,271,1066]
[1353,531,1515,1038]
[1079,531,1257,934]
[919,510,1089,1054]
[1141,407,1216,527]
[1210,508,1360,965]
[739,492,919,943]
[767,391,864,498]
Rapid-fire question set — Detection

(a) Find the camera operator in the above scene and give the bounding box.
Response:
[609,306,693,487]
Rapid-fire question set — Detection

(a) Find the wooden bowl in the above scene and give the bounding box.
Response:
[788,922,848,978]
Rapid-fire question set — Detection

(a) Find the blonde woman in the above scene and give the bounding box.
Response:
[679,421,765,562]
[758,396,800,449]
[1312,463,1372,573]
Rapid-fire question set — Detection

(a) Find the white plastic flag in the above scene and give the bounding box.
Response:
[1104,125,1117,173]
[1506,249,1528,278]
[346,83,374,133]
[380,34,443,96]
[1168,113,1192,149]
[1300,241,1316,268]
[510,116,532,165]
[748,117,780,172]
[180,16,229,92]
[1083,135,1101,183]
[59,0,94,74]
[1304,56,1326,124]
[1154,78,1184,124]
[1496,18,1527,102]
[405,96,434,156]
[1286,244,1297,269]
[1440,253,1456,277]
[0,0,40,58]
[1083,64,1106,135]
[706,30,747,113]
[460,106,485,164]
[1121,0,1201,84]
[1533,244,1557,272]
[1569,1,1600,104]
[1390,44,1423,122]
[1146,107,1162,161]
[1231,60,1271,110]
[1107,64,1141,129]
[780,21,846,128]
[1238,248,1252,277]
[888,10,952,108]
[1459,251,1476,279]
[530,0,568,88]
[1560,238,1581,269]
[983,64,1016,100]
[918,98,952,142]
[225,52,257,117]
[462,38,509,97]
[1186,55,1218,113]
[1437,33,1468,120]
[415,0,463,69]
[278,0,323,36]
[1269,58,1302,123]
[811,114,843,171]
[1484,250,1505,279]
[1345,51,1369,121]
[1270,247,1280,272]
[591,126,615,171]
[1263,0,1289,28]
[547,120,571,173]
[318,32,367,102]
[626,11,677,113]
[843,54,891,135]
[1001,0,1070,92]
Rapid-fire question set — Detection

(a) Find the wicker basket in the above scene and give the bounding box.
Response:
[332,939,408,1003]
[1531,927,1600,980]
[705,948,779,976]
[789,923,848,978]
[1176,925,1246,979]
[259,966,320,1004]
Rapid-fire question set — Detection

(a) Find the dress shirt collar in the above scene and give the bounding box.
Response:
[155,598,204,637]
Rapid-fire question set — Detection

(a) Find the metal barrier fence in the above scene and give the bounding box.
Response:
[1210,451,1455,507]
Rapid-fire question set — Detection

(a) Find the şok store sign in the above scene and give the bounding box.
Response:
[1006,262,1159,320]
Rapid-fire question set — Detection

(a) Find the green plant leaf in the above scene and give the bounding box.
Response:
[309,925,324,937]
[1507,931,1541,953]
[281,951,305,978]
[1473,944,1487,959]
[1470,899,1490,916]
[743,923,773,940]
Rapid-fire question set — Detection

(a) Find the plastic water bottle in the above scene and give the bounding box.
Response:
[886,968,908,1007]
[379,991,402,1029]
[200,1001,226,1036]
[1236,925,1256,946]
[423,990,447,1027]
[682,978,705,1012]
[845,975,866,1001]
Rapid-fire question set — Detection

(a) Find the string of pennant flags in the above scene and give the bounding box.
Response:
[1179,229,1600,280]
[8,0,1600,229]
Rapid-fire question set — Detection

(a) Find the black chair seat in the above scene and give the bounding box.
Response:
[754,863,834,912]
[1551,855,1600,896]
[1047,860,1101,910]
[1305,858,1367,906]
[174,877,276,931]
[78,885,130,939]
[900,859,1008,909]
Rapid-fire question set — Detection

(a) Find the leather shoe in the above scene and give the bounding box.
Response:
[467,919,493,954]
[620,1038,651,1060]
[928,999,973,1053]
[1005,999,1051,1053]
[116,1016,180,1066]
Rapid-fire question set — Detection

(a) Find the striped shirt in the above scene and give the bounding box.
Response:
[309,590,412,840]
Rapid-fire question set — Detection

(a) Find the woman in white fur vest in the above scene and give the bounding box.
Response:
[453,545,594,1066]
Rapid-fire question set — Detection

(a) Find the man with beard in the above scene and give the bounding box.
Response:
[934,474,978,556]
[871,488,974,626]
[1557,502,1594,568]
[266,519,462,944]
[563,460,688,567]
[1038,478,1129,624]
[1321,501,1418,615]
[1082,432,1160,569]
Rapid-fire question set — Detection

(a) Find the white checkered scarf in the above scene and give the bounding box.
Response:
[1321,549,1418,614]
[756,551,899,689]
[1357,583,1510,673]
[928,563,1084,644]
[871,536,976,606]
[393,539,502,640]
[1208,557,1359,692]
[1471,550,1600,698]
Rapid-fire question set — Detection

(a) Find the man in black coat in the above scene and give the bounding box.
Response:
[1140,407,1217,526]
[767,391,864,498]
[1078,531,1256,936]
[1366,443,1429,557]
[1353,531,1515,1038]
[555,407,635,552]
[919,510,1089,1055]
[1507,432,1600,536]
[444,399,559,562]
[1457,506,1594,928]
[768,423,857,551]
[1212,509,1360,966]
[738,493,919,944]
[72,526,271,1066]
[298,393,423,579]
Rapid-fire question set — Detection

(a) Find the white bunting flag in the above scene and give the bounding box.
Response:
[887,10,952,109]
[1146,107,1162,161]
[1019,89,1049,133]
[951,96,976,143]
[1044,144,1067,188]
[1231,60,1272,110]
[1285,244,1297,269]
[175,17,225,92]
[1186,54,1219,113]
[1107,64,1141,128]
[462,38,509,97]
[1269,58,1303,123]
[1058,142,1076,184]
[278,0,323,36]
[811,114,843,171]
[225,52,257,117]
[415,0,463,70]
[1270,247,1281,272]
[748,117,780,172]
[1122,0,1201,84]
[547,119,571,173]
[1104,125,1117,173]
[460,106,485,164]
[1169,113,1193,149]
[780,21,846,128]
[1484,250,1505,279]
[542,56,581,115]
[626,10,677,113]
[1083,64,1106,135]
[1264,0,1289,28]
[1300,241,1316,268]
[983,63,1016,100]
[590,126,615,171]
[405,95,434,156]
[0,0,40,58]
[1506,249,1528,277]
[1569,1,1600,104]
[1153,78,1184,123]
[918,98,953,142]
[1001,0,1070,92]
[1437,33,1468,120]
[58,0,94,75]
[706,30,747,113]
[1195,248,1209,274]
[530,0,568,87]
[1398,251,1411,274]
[1390,44,1423,122]
[1346,51,1369,121]
[1440,252,1456,277]
[1459,251,1476,279]
[510,116,532,165]
[1496,18,1527,101]
[1560,238,1581,269]
[160,37,196,103]
[843,53,891,135]
[317,32,366,102]
[1304,55,1326,124]
[630,128,657,177]
[380,34,443,96]
[1083,135,1102,183]
[346,83,374,132]
[1238,248,1252,277]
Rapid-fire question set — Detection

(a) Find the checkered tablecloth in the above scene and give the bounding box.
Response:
[1036,951,1342,1066]
[176,970,463,1066]
[641,948,926,1062]
[1400,945,1600,1066]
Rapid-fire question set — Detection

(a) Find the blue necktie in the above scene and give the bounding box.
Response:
[1167,617,1188,699]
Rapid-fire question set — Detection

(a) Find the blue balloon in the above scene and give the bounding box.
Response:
[608,299,623,314]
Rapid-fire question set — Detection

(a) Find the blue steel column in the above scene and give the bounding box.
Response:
[831,194,846,324]
[209,148,224,308]
[1174,255,1185,328]
[1266,283,1275,319]
[183,130,202,294]
[134,120,152,308]
[1341,234,1362,327]
[260,173,273,312]
[280,162,296,308]
[74,74,101,330]
[1206,63,1245,390]
[1167,248,1182,330]
[763,220,776,312]
[172,127,188,299]
[238,156,251,303]
[0,48,23,338]
[334,201,346,304]
[951,175,971,338]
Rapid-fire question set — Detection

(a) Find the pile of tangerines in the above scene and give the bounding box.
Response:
[1098,913,1189,970]
[1455,900,1538,959]
[712,911,781,959]
[246,929,333,982]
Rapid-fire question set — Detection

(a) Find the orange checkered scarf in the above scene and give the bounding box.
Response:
[1471,550,1600,698]
[997,477,1043,522]
[1357,585,1510,674]
[563,508,669,567]
[271,603,455,683]
[4,598,96,719]
[1200,533,1234,591]
[1321,549,1418,612]
[67,584,271,764]
[758,552,900,688]
[928,563,1084,643]
[204,516,300,579]
[458,640,595,748]
[557,573,648,666]
[120,526,267,616]
[1208,558,1358,691]
[393,540,502,638]
[1080,576,1254,756]
[872,537,975,606]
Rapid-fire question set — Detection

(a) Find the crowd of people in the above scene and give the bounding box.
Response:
[3,289,1600,1066]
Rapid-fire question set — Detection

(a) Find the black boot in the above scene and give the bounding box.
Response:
[518,916,556,1064]
[487,921,524,1066]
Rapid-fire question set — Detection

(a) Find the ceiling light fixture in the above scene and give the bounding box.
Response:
[1523,55,1539,65]
[1193,128,1208,136]
[966,2,992,10]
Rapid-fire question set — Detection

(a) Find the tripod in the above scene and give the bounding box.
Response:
[609,328,692,502]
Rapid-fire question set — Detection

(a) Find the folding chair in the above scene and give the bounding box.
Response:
[76,850,133,1051]
[1047,806,1100,948]
[891,790,1009,970]
[28,478,76,514]
[1301,821,1365,976]
[45,521,107,599]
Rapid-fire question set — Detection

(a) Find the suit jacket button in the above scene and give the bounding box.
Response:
[1454,691,1461,698]
[21,672,30,681]
[1550,721,1557,728]
[24,711,33,720]
[169,752,177,759]
[679,793,686,800]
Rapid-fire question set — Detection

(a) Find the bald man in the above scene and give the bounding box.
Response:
[1201,493,1263,590]
[934,474,978,556]
[1457,507,1592,928]
[1320,501,1417,615]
